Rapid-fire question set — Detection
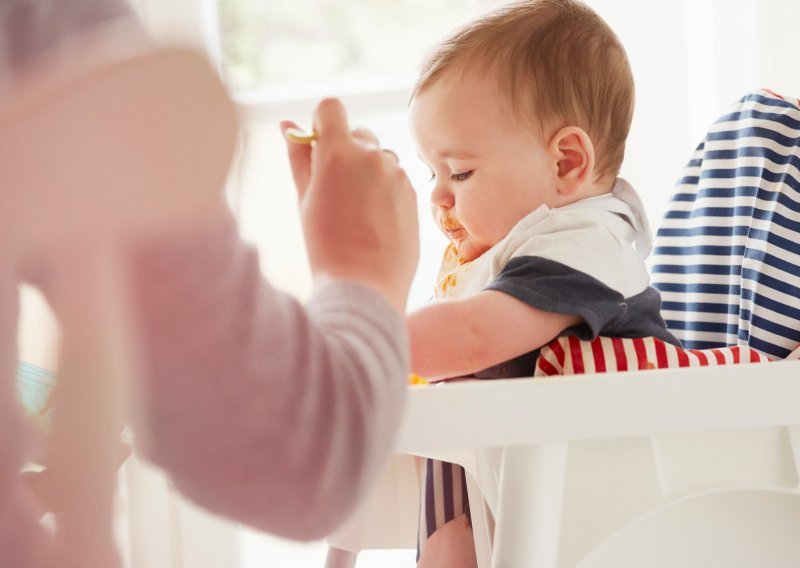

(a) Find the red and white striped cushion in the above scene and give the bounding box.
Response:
[534,336,772,377]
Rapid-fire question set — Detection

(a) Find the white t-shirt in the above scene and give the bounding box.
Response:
[432,178,678,378]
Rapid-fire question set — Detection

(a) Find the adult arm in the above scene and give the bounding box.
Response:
[129,211,410,540]
[131,99,419,540]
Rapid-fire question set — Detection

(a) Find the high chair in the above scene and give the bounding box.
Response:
[327,89,800,567]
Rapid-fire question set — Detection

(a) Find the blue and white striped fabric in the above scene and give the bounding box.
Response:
[651,89,800,359]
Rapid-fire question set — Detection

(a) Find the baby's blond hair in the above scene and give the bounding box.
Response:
[413,0,634,183]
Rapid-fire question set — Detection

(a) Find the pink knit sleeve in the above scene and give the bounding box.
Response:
[128,211,409,539]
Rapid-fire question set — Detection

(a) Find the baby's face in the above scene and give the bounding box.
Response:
[409,69,558,263]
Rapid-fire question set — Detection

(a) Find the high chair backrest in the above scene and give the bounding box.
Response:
[651,89,800,357]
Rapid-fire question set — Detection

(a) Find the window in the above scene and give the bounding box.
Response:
[217,0,506,311]
[217,0,505,95]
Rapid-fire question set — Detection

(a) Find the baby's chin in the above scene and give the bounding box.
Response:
[451,241,490,264]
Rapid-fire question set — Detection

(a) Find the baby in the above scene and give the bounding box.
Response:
[406,0,679,565]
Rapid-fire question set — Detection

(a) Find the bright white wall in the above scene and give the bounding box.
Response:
[596,0,800,226]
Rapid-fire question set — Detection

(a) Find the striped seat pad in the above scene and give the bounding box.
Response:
[651,89,800,359]
[534,335,771,376]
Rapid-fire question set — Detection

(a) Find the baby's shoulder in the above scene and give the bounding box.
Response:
[501,207,625,258]
[490,208,649,296]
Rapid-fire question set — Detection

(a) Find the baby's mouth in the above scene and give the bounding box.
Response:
[439,217,468,264]
[440,216,464,238]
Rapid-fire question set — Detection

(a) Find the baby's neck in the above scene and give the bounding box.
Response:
[585,175,617,198]
[578,173,619,204]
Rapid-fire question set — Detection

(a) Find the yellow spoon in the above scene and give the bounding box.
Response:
[285,127,318,145]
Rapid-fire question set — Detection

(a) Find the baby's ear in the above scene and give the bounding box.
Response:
[549,126,595,196]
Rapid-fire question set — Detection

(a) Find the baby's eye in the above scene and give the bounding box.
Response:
[428,170,436,182]
[450,171,473,182]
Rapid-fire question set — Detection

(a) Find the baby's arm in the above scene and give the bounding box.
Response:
[407,290,581,380]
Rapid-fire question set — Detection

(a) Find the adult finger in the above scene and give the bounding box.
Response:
[381,148,400,164]
[350,126,379,149]
[311,98,350,145]
[280,120,312,199]
[350,126,399,165]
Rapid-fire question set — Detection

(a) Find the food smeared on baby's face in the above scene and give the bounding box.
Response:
[439,217,468,264]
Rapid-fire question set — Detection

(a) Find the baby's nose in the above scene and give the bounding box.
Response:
[430,181,454,208]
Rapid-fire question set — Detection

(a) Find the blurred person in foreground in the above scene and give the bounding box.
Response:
[0,1,419,566]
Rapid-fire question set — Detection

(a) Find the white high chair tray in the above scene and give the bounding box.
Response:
[389,360,800,568]
[396,361,800,455]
